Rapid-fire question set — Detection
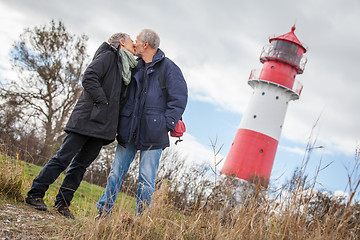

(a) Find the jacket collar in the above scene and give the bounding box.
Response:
[94,42,118,58]
[135,48,165,69]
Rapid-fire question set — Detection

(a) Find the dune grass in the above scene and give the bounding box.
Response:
[1,149,360,239]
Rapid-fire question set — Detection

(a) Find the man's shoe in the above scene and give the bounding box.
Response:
[56,206,75,220]
[25,197,47,211]
[95,211,103,221]
[122,217,135,226]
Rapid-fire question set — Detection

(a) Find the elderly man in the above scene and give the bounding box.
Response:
[26,33,137,219]
[96,29,188,217]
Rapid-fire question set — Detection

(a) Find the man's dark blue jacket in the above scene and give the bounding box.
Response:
[117,49,188,150]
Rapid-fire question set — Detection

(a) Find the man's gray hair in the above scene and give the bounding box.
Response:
[140,29,160,50]
[108,33,129,48]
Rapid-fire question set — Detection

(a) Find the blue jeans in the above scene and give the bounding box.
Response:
[97,140,162,215]
[27,132,104,207]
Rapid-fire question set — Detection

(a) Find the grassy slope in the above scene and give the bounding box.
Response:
[1,154,137,239]
[2,153,360,239]
[20,159,136,217]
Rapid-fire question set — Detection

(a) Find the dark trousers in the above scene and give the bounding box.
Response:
[27,132,104,207]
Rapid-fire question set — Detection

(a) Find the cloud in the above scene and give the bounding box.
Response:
[169,133,225,169]
[0,0,359,190]
[0,2,26,81]
[186,64,251,113]
[278,145,306,156]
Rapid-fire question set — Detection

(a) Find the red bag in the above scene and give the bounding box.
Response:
[170,119,186,144]
[170,119,186,137]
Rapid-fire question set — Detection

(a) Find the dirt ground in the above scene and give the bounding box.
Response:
[0,201,80,239]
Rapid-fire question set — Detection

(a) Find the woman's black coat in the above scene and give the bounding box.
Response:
[65,42,123,143]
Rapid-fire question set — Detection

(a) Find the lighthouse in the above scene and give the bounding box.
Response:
[221,26,307,187]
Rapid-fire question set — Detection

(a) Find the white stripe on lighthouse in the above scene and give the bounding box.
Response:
[239,81,294,141]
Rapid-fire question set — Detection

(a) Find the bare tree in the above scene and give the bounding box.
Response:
[0,20,89,160]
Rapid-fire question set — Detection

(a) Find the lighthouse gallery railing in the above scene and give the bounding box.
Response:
[248,69,303,100]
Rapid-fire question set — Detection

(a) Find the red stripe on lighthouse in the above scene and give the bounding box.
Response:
[221,128,278,186]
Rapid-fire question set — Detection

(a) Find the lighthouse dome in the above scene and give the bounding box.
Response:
[269,25,307,53]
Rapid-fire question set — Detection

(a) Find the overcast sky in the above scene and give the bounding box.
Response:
[1,0,359,193]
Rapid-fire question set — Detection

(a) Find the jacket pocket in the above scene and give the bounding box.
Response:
[140,113,168,146]
[90,103,109,124]
[117,105,133,143]
[143,107,165,115]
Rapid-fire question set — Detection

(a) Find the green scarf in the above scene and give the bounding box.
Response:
[120,48,138,85]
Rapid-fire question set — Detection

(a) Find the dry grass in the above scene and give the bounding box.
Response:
[0,152,24,201]
[1,145,359,239]
[78,180,360,240]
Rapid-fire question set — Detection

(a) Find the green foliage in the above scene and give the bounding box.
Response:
[19,160,136,216]
[0,152,136,217]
